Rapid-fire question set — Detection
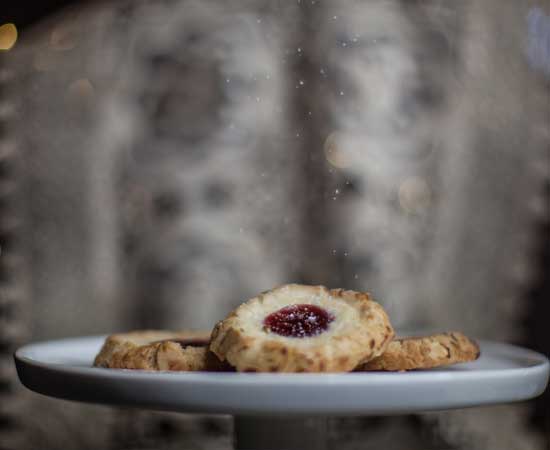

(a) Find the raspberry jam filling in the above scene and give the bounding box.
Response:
[263,304,335,338]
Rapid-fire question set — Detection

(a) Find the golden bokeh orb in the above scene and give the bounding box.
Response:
[0,23,18,51]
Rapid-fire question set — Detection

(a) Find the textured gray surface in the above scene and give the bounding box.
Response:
[1,0,549,449]
[0,63,30,450]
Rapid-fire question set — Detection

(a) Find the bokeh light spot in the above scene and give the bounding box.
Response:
[67,78,95,101]
[50,25,77,51]
[0,24,18,51]
[324,132,350,169]
[398,176,431,214]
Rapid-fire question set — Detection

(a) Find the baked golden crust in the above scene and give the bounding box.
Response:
[356,331,480,371]
[93,330,229,371]
[209,284,394,372]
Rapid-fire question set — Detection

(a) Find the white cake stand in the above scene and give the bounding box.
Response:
[15,336,549,450]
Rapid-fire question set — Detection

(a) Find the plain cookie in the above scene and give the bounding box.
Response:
[356,331,480,371]
[93,330,230,371]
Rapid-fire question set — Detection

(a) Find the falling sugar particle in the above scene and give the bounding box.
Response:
[299,80,304,85]
[257,18,262,23]
[335,189,340,194]
[354,274,358,279]
[256,97,261,102]
[333,15,338,20]
[297,47,302,53]
[225,78,230,83]
[339,91,344,96]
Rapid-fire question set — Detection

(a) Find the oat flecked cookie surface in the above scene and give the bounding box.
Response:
[93,330,229,371]
[209,284,394,372]
[356,332,480,371]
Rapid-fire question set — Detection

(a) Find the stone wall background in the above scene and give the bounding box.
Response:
[1,0,549,449]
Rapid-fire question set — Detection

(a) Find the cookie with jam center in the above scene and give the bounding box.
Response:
[356,332,480,371]
[93,330,230,371]
[209,284,394,372]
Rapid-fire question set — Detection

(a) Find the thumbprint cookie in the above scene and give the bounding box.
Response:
[209,284,394,372]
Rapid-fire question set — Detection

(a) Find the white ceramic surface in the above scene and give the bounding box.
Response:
[14,335,549,416]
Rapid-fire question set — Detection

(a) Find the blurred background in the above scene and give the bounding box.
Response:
[0,0,549,449]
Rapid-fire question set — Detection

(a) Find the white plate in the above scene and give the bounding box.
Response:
[14,335,549,416]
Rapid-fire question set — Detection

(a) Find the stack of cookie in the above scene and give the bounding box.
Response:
[94,284,479,373]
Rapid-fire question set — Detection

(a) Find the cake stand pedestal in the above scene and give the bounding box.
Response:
[234,416,328,450]
[15,336,549,450]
